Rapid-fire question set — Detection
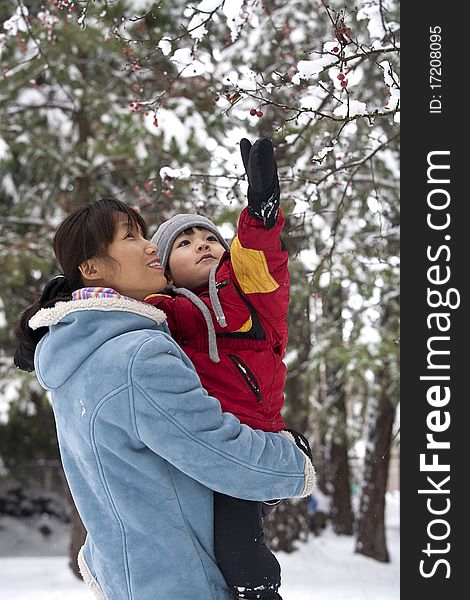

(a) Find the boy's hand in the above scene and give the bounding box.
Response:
[240,137,280,229]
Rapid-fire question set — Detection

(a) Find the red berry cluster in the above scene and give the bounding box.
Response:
[337,72,348,88]
[122,47,142,72]
[122,47,135,59]
[129,101,141,113]
[249,108,264,118]
[129,99,159,128]
[53,0,75,12]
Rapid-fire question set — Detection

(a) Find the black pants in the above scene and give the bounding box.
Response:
[214,492,282,600]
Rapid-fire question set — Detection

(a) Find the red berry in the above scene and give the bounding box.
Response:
[250,108,257,116]
[337,72,345,80]
[340,80,348,88]
[332,46,339,53]
[256,110,264,117]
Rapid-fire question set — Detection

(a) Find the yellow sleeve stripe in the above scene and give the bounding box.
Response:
[234,316,253,333]
[231,236,279,294]
[144,293,173,301]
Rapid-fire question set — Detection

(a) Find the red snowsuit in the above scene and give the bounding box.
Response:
[145,207,289,432]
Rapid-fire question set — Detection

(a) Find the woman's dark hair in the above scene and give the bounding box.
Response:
[14,197,147,372]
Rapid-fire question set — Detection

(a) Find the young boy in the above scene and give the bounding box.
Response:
[145,138,313,600]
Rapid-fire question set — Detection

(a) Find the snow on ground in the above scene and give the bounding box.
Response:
[0,492,399,600]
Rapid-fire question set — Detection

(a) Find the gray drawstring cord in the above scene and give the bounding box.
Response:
[208,263,227,328]
[169,265,227,363]
[169,284,221,363]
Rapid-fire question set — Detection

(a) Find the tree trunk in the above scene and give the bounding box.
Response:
[354,363,395,562]
[74,49,93,206]
[323,283,354,535]
[328,437,354,534]
[325,375,354,535]
[75,104,93,206]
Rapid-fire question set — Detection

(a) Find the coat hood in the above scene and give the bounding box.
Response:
[29,297,167,390]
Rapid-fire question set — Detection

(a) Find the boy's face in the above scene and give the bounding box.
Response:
[168,227,226,289]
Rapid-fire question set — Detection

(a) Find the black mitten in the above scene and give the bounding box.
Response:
[240,137,280,229]
[283,428,313,462]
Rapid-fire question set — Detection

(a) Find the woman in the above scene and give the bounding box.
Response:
[14,197,315,600]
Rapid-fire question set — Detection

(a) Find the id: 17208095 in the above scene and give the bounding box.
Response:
[428,25,442,114]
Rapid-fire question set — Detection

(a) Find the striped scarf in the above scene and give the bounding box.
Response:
[72,287,137,302]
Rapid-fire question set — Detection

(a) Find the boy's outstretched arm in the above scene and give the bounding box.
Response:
[227,137,289,322]
[240,137,280,230]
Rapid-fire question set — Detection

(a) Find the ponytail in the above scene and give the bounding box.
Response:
[14,276,71,372]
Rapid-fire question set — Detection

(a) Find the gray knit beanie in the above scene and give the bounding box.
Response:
[151,214,230,269]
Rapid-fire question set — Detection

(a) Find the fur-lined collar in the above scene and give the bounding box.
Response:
[29,296,167,330]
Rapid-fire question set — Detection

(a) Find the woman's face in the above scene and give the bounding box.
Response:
[88,213,167,300]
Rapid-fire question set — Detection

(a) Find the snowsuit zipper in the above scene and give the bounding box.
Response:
[228,354,263,403]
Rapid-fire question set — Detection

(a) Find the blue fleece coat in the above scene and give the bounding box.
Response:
[30,296,315,600]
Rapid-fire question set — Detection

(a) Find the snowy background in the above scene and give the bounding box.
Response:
[0,2,400,598]
[0,491,399,600]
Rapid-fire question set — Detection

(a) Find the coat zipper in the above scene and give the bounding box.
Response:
[228,354,263,403]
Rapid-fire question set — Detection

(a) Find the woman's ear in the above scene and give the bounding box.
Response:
[79,259,102,281]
